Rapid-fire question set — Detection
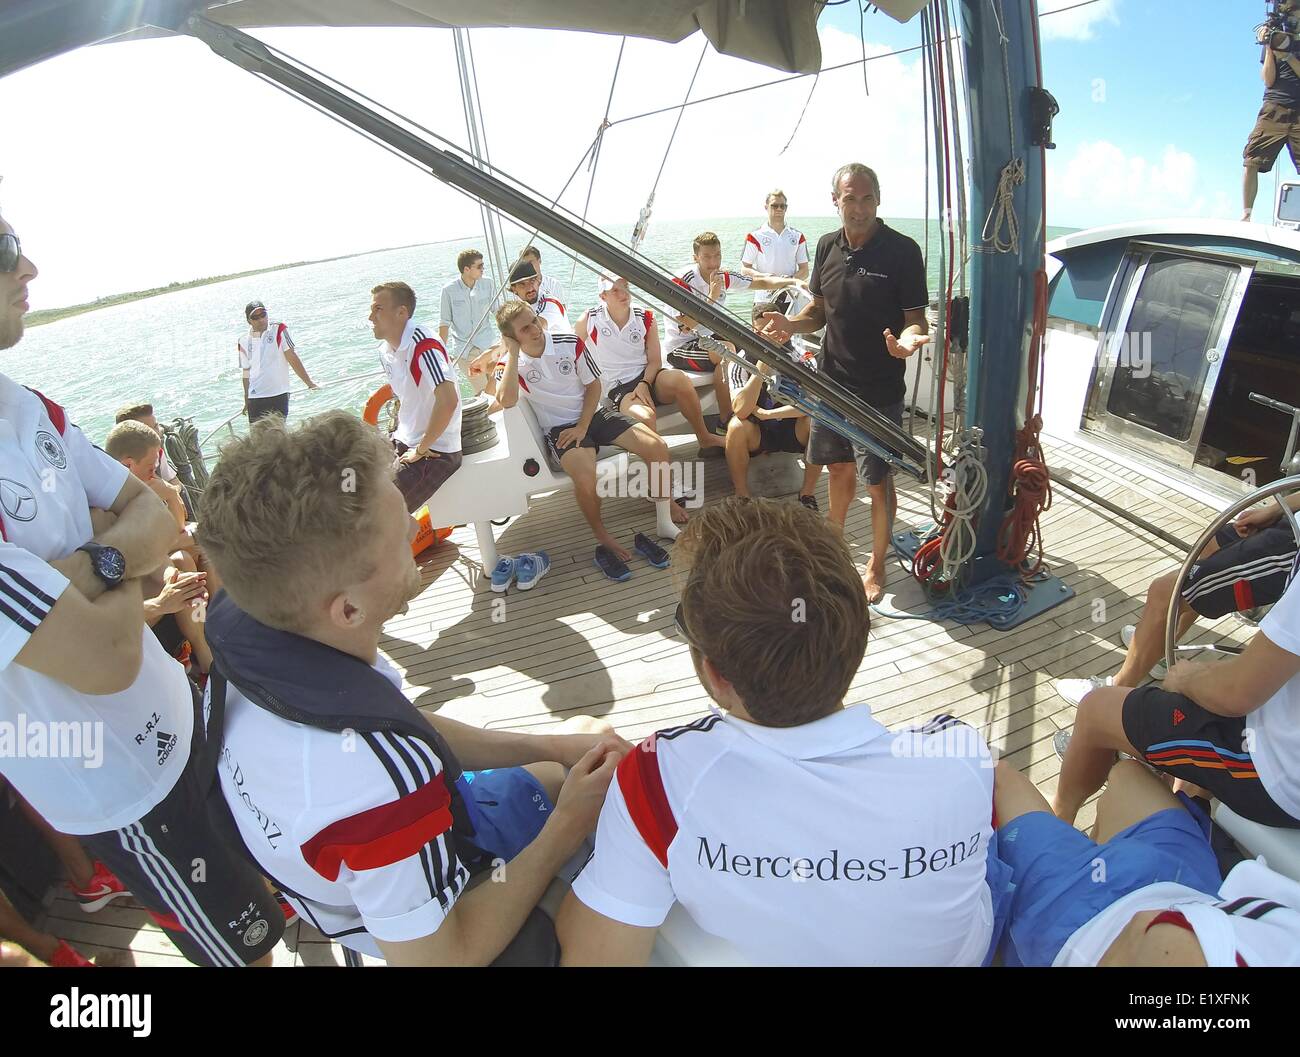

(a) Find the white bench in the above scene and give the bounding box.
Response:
[1213,803,1300,883]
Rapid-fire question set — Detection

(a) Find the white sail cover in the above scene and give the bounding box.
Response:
[169,0,832,73]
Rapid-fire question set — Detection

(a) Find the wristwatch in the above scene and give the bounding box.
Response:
[77,542,126,590]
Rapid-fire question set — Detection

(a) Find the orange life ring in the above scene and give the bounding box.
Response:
[362,383,394,426]
[362,385,454,556]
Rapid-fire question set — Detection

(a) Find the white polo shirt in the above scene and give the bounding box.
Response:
[0,376,193,835]
[1246,574,1300,820]
[1055,858,1300,967]
[663,266,753,356]
[584,304,655,392]
[742,223,809,304]
[521,292,572,335]
[208,654,469,958]
[514,332,602,432]
[538,274,565,306]
[571,707,998,966]
[378,320,463,453]
[238,322,294,399]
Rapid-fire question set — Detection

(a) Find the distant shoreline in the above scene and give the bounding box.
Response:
[25,237,476,328]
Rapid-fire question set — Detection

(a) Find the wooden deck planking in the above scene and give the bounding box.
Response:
[41,434,1250,963]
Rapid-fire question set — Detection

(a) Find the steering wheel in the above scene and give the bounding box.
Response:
[1165,475,1300,672]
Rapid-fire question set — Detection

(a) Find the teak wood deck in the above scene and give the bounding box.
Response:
[39,434,1253,966]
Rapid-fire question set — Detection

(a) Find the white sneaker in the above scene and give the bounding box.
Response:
[1118,624,1167,679]
[1055,675,1114,706]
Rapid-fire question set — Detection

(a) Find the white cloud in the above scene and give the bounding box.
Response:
[1040,0,1119,42]
[1049,139,1227,227]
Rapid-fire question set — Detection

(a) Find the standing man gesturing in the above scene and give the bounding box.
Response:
[239,300,317,422]
[762,164,930,604]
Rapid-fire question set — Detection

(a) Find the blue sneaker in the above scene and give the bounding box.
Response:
[490,556,516,593]
[515,551,550,591]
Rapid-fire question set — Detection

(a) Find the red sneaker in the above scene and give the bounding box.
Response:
[48,940,94,967]
[70,861,130,913]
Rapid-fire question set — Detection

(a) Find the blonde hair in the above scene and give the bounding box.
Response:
[197,411,394,632]
[675,498,869,726]
[105,420,160,463]
[692,231,722,254]
[495,300,533,339]
[765,189,787,206]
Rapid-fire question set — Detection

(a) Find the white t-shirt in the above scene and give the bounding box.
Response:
[0,376,193,835]
[1247,573,1300,819]
[742,223,809,304]
[513,331,602,432]
[538,274,565,307]
[209,655,469,958]
[663,266,753,355]
[378,320,463,453]
[583,304,655,392]
[523,292,572,335]
[1055,858,1300,967]
[571,707,998,966]
[238,323,294,398]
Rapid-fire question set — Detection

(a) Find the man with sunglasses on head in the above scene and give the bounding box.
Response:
[762,163,930,605]
[0,211,284,965]
[238,299,317,423]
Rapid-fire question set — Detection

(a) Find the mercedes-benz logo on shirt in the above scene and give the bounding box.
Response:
[35,431,67,470]
[0,479,37,522]
[525,368,542,384]
[601,327,612,337]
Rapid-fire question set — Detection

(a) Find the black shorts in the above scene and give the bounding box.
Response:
[81,691,285,965]
[1182,523,1298,618]
[247,394,289,423]
[807,400,905,486]
[545,406,636,462]
[1244,100,1300,174]
[750,417,806,455]
[606,371,668,411]
[393,442,464,513]
[1121,685,1299,829]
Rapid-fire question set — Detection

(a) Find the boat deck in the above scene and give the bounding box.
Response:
[38,432,1254,966]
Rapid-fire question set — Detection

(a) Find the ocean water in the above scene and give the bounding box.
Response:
[7,216,1071,453]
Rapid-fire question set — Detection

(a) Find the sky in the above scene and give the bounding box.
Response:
[0,0,1276,308]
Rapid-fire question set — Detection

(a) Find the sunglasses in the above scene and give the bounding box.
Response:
[249,309,267,319]
[770,203,789,209]
[1,233,23,273]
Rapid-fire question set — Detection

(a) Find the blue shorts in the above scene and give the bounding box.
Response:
[456,767,553,864]
[996,797,1222,967]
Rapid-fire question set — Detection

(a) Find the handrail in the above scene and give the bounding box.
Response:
[197,368,388,453]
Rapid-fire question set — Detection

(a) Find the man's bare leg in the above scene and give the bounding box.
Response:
[992,760,1053,829]
[862,475,897,604]
[618,393,657,431]
[1243,164,1261,221]
[725,419,761,498]
[826,462,857,532]
[614,423,683,535]
[0,891,63,964]
[1090,758,1185,842]
[16,796,95,889]
[561,447,629,560]
[654,370,725,449]
[1052,685,1145,825]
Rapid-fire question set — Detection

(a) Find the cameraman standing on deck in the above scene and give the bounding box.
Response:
[1243,2,1300,220]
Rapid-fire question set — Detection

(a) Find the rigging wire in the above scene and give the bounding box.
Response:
[632,37,709,252]
[571,36,626,284]
[779,70,821,155]
[859,2,871,97]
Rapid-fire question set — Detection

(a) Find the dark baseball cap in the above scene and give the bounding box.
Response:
[508,261,538,284]
[245,300,267,321]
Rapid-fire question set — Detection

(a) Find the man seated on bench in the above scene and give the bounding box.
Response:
[1054,561,1300,831]
[725,301,822,509]
[198,410,629,965]
[663,231,801,427]
[1057,491,1300,705]
[472,259,571,397]
[557,497,1010,966]
[995,759,1300,966]
[493,301,684,581]
[576,276,724,455]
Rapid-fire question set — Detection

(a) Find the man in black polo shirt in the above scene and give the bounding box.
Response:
[762,163,929,603]
[1243,19,1300,221]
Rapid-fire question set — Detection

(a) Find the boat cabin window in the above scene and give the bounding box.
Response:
[1197,274,1300,486]
[1103,255,1235,444]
